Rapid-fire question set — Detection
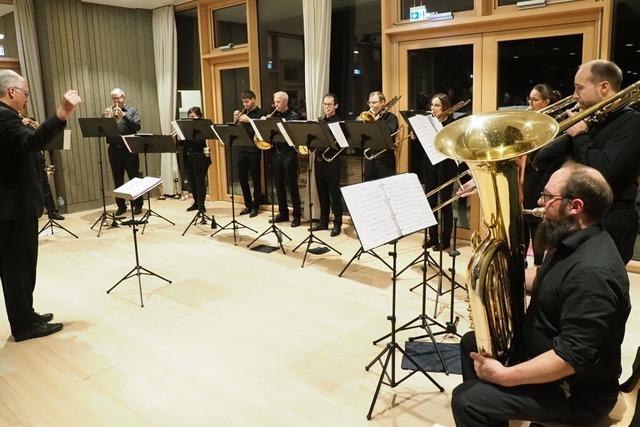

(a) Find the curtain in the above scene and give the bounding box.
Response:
[14,0,46,122]
[152,6,180,195]
[302,0,332,219]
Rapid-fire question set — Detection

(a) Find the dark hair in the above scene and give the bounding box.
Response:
[562,161,613,222]
[431,93,452,111]
[323,92,338,105]
[187,106,202,118]
[241,90,256,100]
[532,83,562,103]
[586,60,623,92]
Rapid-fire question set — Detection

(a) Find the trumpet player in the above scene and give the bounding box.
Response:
[104,87,142,216]
[269,91,302,227]
[234,90,263,218]
[312,93,343,237]
[364,91,398,181]
[537,59,640,264]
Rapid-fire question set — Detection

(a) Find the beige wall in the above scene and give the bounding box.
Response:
[33,0,162,212]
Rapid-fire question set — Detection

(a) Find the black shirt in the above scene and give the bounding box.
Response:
[239,106,264,153]
[380,111,399,145]
[317,113,341,162]
[522,225,630,407]
[271,109,301,151]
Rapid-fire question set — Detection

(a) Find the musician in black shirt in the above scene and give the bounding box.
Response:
[313,93,343,237]
[234,90,263,218]
[363,91,398,181]
[452,163,630,427]
[181,106,211,214]
[269,91,302,227]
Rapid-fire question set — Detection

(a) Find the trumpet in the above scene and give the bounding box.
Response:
[103,103,124,120]
[19,113,40,129]
[253,108,277,150]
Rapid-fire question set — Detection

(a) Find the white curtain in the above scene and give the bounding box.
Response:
[302,0,332,219]
[152,6,180,195]
[14,0,46,122]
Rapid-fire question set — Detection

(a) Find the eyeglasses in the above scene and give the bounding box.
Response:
[11,87,31,98]
[367,101,380,105]
[322,103,335,106]
[527,97,543,103]
[539,192,571,203]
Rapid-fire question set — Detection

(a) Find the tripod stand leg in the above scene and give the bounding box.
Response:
[366,347,392,420]
[339,247,363,277]
[139,266,172,284]
[107,266,138,293]
[396,344,444,391]
[181,212,200,236]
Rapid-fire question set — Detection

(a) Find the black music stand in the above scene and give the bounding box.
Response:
[338,120,396,277]
[210,123,257,245]
[39,130,78,238]
[123,135,177,234]
[281,121,342,267]
[341,174,443,420]
[174,119,219,235]
[78,117,120,237]
[247,118,292,254]
[107,177,171,307]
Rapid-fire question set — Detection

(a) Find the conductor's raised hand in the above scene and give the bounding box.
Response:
[56,90,82,121]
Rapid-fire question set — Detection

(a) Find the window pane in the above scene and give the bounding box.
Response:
[497,0,518,5]
[497,35,582,109]
[407,45,474,228]
[220,67,250,196]
[212,4,248,48]
[0,11,18,58]
[400,0,473,19]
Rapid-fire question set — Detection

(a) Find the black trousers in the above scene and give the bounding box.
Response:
[426,159,457,244]
[237,150,261,209]
[0,219,39,336]
[40,167,58,216]
[108,144,142,209]
[602,207,638,265]
[364,151,395,181]
[186,153,211,212]
[452,332,613,427]
[272,149,301,218]
[314,158,343,225]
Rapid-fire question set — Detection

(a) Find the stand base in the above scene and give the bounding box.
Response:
[39,219,78,239]
[182,211,217,236]
[292,231,342,268]
[140,208,175,234]
[339,246,392,277]
[248,223,292,254]
[107,265,172,308]
[212,219,257,246]
[90,210,119,237]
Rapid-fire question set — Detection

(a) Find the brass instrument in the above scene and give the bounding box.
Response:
[103,103,124,121]
[435,110,560,362]
[396,99,473,146]
[537,95,575,119]
[359,95,401,122]
[233,106,248,124]
[19,113,40,129]
[253,108,277,150]
[523,207,544,218]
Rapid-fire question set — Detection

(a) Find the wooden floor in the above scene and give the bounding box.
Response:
[0,198,638,426]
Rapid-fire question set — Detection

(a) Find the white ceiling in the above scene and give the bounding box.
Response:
[81,0,189,9]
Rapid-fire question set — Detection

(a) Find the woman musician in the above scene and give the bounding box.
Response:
[180,106,211,215]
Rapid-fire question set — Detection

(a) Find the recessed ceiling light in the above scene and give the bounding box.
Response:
[513,55,519,59]
[625,43,634,47]
[569,52,576,56]
[552,47,560,51]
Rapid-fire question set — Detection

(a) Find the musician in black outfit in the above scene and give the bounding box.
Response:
[312,93,343,237]
[181,106,211,215]
[233,90,263,218]
[424,93,458,251]
[0,70,81,341]
[537,60,640,264]
[363,91,398,181]
[269,91,302,227]
[104,87,143,216]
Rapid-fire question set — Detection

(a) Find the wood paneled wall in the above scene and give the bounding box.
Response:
[33,0,161,212]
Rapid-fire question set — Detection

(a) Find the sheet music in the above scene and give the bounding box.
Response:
[328,122,349,148]
[409,114,448,165]
[171,120,185,141]
[276,122,295,147]
[249,119,264,142]
[210,126,224,145]
[62,129,71,150]
[113,176,162,200]
[341,174,437,251]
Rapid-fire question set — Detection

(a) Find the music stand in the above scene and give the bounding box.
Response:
[338,120,396,277]
[247,118,292,254]
[78,117,120,237]
[174,119,219,235]
[281,121,342,267]
[123,135,177,234]
[210,123,258,245]
[39,129,78,238]
[107,177,171,307]
[341,174,443,420]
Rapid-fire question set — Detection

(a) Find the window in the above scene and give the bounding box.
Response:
[400,0,473,20]
[612,0,640,87]
[212,4,248,48]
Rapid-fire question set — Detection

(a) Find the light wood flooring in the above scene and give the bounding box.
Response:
[1,198,638,426]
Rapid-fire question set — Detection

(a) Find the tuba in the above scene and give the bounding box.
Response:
[435,110,559,362]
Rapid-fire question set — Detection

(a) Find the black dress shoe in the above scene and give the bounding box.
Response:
[239,207,251,215]
[431,243,451,252]
[14,322,63,342]
[35,312,54,323]
[269,214,289,224]
[311,223,329,232]
[291,217,301,227]
[49,211,65,221]
[330,225,342,237]
[186,203,198,212]
[249,208,259,218]
[115,206,127,216]
[423,238,439,249]
[133,206,143,215]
